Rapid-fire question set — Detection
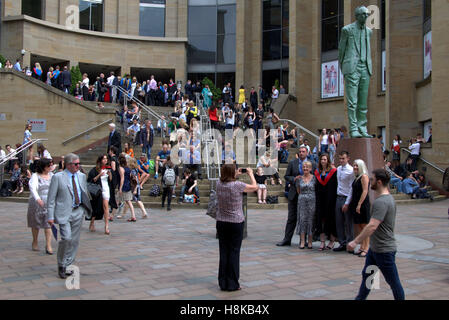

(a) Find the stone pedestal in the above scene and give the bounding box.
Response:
[336,138,385,202]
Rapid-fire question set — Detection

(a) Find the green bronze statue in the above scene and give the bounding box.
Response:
[339,6,373,138]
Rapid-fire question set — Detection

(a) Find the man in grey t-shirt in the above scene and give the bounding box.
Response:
[348,169,405,300]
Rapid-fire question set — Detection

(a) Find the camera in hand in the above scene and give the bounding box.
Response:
[241,169,247,173]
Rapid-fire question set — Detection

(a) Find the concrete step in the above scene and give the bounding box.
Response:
[4,194,445,207]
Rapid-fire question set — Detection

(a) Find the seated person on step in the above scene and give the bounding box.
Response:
[179,169,200,204]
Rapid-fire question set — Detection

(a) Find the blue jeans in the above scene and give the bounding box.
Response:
[142,146,152,160]
[180,186,200,202]
[356,249,405,300]
[390,176,402,193]
[320,144,328,154]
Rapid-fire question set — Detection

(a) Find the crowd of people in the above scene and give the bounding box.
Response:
[0,70,437,300]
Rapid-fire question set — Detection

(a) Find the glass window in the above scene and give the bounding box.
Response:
[188,6,217,35]
[139,1,166,37]
[79,0,104,32]
[282,0,289,28]
[381,0,386,40]
[262,0,288,61]
[263,30,281,61]
[217,5,236,35]
[188,1,236,83]
[322,17,338,52]
[188,35,217,64]
[263,0,282,31]
[321,0,343,53]
[282,28,289,59]
[423,0,431,23]
[22,0,43,19]
[217,34,236,64]
[322,0,338,19]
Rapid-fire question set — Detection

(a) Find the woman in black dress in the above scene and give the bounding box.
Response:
[108,146,119,221]
[349,159,371,257]
[314,153,338,251]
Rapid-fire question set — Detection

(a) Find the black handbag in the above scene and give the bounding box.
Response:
[87,182,102,197]
[266,196,279,204]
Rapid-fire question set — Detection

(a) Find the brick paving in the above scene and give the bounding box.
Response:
[0,199,448,300]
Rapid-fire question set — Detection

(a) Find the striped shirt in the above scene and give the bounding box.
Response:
[216,180,246,223]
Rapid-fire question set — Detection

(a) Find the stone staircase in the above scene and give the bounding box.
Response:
[1,104,446,209]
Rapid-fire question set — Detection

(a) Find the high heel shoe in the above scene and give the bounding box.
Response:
[105,228,110,235]
[46,248,54,255]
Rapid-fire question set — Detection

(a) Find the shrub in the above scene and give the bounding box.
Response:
[70,65,82,94]
[201,77,222,103]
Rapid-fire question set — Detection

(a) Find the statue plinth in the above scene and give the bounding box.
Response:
[335,138,385,202]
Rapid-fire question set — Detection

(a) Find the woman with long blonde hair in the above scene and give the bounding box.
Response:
[349,159,371,257]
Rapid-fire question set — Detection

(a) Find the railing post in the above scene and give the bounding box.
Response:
[243,192,248,239]
[0,163,4,187]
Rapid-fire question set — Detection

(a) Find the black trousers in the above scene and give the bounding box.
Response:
[217,221,244,291]
[161,187,173,208]
[283,194,298,242]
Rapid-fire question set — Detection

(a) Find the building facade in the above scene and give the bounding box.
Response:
[1,0,448,176]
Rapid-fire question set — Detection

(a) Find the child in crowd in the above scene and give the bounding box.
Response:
[255,167,268,204]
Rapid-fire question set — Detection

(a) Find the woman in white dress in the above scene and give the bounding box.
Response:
[27,159,54,254]
[87,155,112,235]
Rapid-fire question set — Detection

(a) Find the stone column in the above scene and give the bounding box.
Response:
[431,0,449,168]
[385,0,422,145]
[177,0,187,38]
[104,0,118,34]
[3,0,21,17]
[242,0,261,91]
[234,0,246,89]
[165,0,178,38]
[44,0,59,24]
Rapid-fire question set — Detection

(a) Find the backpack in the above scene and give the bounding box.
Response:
[0,181,12,197]
[266,196,279,204]
[149,184,161,197]
[148,160,155,174]
[280,149,289,163]
[163,167,176,186]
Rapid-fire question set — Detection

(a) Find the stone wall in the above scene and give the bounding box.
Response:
[0,70,115,157]
[1,16,187,84]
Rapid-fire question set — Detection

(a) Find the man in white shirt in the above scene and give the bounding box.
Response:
[333,151,355,253]
[127,118,141,144]
[408,138,420,171]
[271,86,279,106]
[157,115,168,137]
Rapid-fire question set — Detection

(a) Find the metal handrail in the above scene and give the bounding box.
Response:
[0,138,48,185]
[113,85,163,122]
[401,148,444,174]
[196,92,221,182]
[0,139,48,166]
[62,119,114,146]
[278,118,320,147]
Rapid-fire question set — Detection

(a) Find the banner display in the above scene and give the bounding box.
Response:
[424,31,432,79]
[321,60,339,99]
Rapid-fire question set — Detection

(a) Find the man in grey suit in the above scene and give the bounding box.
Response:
[338,6,372,138]
[277,147,316,247]
[47,153,92,279]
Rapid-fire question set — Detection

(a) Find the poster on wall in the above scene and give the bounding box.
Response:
[339,69,344,97]
[382,50,386,91]
[28,119,47,133]
[424,31,432,79]
[321,60,339,99]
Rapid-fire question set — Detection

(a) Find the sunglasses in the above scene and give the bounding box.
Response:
[71,162,81,166]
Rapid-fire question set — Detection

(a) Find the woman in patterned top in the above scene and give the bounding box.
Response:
[216,164,258,292]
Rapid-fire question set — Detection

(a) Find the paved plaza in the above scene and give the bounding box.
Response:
[0,200,448,300]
